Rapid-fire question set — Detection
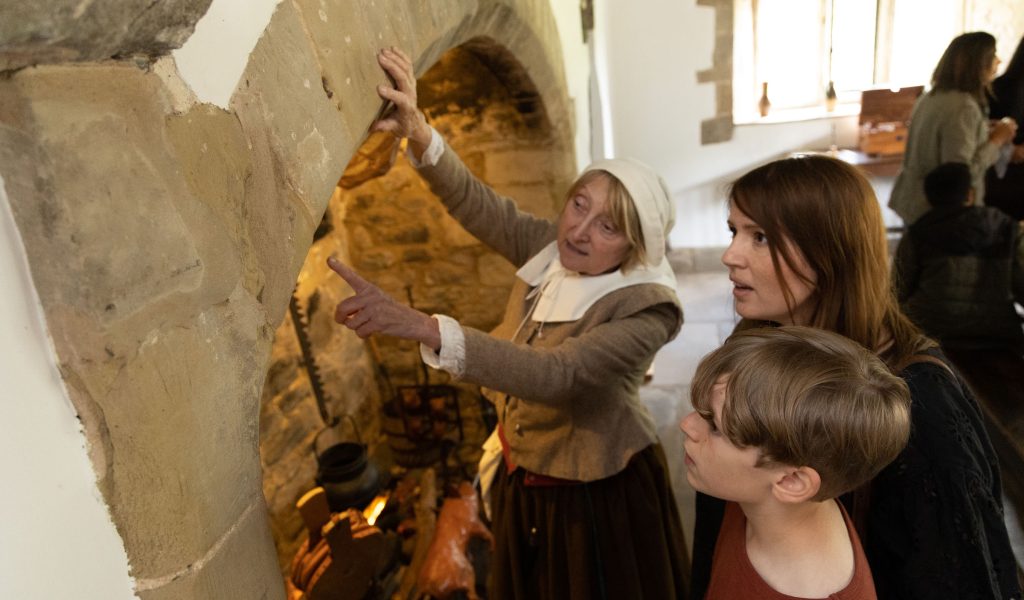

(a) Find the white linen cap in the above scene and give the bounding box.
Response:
[583,158,675,265]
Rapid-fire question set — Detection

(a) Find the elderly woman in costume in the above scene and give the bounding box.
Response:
[327,47,688,600]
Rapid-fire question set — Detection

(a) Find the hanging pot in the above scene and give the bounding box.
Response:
[313,417,381,512]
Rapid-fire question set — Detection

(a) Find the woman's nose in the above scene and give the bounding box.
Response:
[721,238,742,268]
[570,218,592,242]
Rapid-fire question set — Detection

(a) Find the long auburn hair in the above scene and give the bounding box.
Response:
[729,155,931,368]
[931,31,997,107]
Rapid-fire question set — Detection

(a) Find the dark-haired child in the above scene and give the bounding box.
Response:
[894,161,1024,351]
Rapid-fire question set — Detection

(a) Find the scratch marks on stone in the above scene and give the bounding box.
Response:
[133,499,263,591]
[298,128,331,174]
[154,354,173,400]
[170,259,202,279]
[125,0,163,33]
[73,0,96,19]
[139,328,161,354]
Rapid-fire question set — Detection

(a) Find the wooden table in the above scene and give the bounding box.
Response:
[790,148,903,178]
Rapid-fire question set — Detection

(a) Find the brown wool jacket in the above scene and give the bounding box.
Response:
[417,142,684,481]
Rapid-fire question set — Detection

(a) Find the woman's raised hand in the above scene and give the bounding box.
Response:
[327,257,441,350]
[373,47,432,155]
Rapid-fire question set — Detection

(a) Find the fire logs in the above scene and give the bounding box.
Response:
[287,488,388,600]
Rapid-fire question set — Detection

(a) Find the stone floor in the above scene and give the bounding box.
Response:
[640,265,1024,569]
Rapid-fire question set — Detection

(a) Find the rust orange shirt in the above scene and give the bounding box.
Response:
[706,501,876,600]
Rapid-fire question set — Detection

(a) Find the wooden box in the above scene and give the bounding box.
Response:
[858,86,924,156]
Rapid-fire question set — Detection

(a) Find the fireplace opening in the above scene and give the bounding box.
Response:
[258,39,577,598]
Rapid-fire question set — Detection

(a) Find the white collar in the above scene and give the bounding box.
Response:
[515,242,677,323]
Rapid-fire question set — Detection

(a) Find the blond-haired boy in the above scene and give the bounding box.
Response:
[681,326,910,600]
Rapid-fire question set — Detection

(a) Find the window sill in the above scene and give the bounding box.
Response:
[734,102,861,126]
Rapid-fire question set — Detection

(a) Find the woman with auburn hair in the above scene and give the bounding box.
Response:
[689,154,1020,600]
[889,31,1017,224]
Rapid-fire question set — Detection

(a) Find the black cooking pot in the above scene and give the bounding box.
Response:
[313,419,381,512]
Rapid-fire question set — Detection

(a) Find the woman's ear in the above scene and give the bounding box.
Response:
[770,466,822,503]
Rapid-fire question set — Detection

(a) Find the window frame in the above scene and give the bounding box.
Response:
[733,0,967,124]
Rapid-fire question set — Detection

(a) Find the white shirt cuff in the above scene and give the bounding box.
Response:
[419,314,466,378]
[407,126,444,168]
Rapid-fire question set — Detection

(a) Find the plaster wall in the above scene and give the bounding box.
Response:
[549,0,592,169]
[0,177,137,599]
[172,0,284,109]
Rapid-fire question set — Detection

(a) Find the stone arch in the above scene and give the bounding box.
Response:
[0,1,577,598]
[259,38,576,573]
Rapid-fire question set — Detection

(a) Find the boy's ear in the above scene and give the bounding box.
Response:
[966,189,976,206]
[770,466,822,504]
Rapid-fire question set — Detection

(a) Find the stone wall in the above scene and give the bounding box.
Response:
[697,0,734,145]
[0,0,214,71]
[0,1,576,598]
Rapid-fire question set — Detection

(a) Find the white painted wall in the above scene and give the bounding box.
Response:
[0,178,137,599]
[173,0,283,109]
[550,0,593,170]
[594,0,867,247]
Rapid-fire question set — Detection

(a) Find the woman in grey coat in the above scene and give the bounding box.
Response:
[889,31,1017,225]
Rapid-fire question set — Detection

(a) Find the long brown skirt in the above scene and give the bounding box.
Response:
[489,443,689,600]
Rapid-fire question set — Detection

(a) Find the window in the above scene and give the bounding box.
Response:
[733,0,966,122]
